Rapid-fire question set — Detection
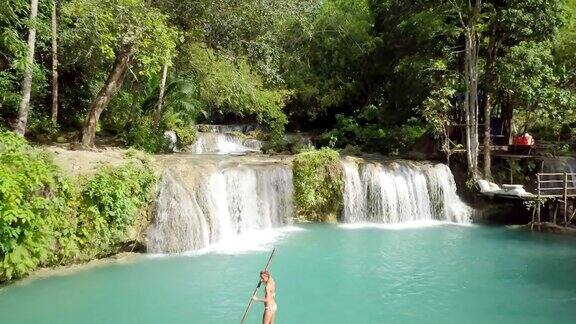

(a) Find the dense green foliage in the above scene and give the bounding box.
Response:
[0,130,70,280]
[77,163,156,256]
[1,0,575,153]
[177,43,288,139]
[317,114,427,154]
[0,131,156,282]
[63,0,177,73]
[292,148,344,222]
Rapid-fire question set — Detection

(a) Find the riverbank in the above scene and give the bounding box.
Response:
[0,131,157,282]
[2,252,139,289]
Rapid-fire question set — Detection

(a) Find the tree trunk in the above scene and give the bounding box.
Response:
[463,1,481,179]
[81,52,131,147]
[51,0,59,123]
[464,29,479,179]
[483,94,492,178]
[14,0,39,135]
[501,94,514,144]
[482,26,499,180]
[464,34,473,175]
[153,63,169,128]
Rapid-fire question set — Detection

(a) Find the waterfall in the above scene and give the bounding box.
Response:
[146,161,294,253]
[148,142,471,253]
[196,124,256,133]
[342,159,471,224]
[189,133,263,154]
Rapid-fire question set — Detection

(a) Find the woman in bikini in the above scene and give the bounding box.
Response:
[252,270,277,324]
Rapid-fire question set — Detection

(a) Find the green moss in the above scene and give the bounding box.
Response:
[226,131,249,141]
[174,126,197,147]
[292,148,344,222]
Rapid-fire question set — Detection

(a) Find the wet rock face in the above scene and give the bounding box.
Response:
[146,155,294,253]
[163,131,178,152]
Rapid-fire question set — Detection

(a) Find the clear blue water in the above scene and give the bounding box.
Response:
[1,224,576,323]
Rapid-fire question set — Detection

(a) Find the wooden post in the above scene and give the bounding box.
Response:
[564,173,568,227]
[530,204,537,231]
[536,174,541,231]
[510,163,513,184]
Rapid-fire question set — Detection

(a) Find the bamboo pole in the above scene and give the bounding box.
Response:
[240,248,276,324]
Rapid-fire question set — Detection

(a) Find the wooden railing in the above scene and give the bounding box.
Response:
[535,172,576,227]
[536,173,576,198]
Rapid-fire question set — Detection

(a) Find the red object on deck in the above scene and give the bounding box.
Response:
[513,133,535,146]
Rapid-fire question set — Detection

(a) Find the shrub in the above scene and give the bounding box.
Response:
[27,111,59,139]
[77,164,156,256]
[0,131,71,280]
[292,148,344,222]
[175,127,197,147]
[0,131,157,282]
[317,114,426,155]
[163,111,198,149]
[123,115,172,153]
[101,90,133,134]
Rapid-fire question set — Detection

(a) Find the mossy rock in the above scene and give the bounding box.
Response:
[175,126,197,147]
[292,148,344,222]
[197,124,211,133]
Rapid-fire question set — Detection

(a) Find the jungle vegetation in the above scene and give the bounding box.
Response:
[0,0,574,160]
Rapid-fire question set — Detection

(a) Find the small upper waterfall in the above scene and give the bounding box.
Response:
[188,124,263,154]
[341,158,471,224]
[146,156,294,253]
[189,132,261,154]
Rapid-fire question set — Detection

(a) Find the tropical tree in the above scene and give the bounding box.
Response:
[14,0,39,135]
[50,0,58,123]
[63,0,177,147]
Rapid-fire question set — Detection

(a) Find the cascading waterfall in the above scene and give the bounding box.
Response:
[148,136,472,254]
[195,124,256,133]
[342,159,471,224]
[146,161,294,253]
[189,133,262,154]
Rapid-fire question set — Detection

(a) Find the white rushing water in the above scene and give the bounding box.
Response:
[146,161,294,253]
[341,159,471,224]
[189,133,262,154]
[147,144,471,253]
